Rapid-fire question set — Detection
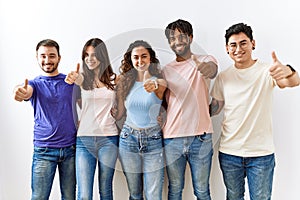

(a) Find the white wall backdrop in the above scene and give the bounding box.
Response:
[1,0,299,199]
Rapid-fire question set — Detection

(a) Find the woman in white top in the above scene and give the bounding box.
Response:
[65,38,118,200]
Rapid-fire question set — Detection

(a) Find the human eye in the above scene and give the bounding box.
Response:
[229,44,236,49]
[240,41,248,48]
[169,36,175,42]
[179,34,187,40]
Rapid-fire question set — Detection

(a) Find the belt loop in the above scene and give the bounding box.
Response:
[130,127,134,134]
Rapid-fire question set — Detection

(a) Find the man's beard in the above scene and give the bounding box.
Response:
[40,64,58,74]
[173,43,191,58]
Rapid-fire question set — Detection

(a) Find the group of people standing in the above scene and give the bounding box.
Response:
[14,19,300,200]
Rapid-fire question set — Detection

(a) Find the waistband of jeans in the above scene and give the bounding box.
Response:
[124,123,161,133]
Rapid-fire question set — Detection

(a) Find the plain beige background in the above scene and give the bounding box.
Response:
[1,0,299,199]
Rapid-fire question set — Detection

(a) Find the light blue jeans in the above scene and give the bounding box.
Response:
[164,133,213,200]
[219,152,275,200]
[76,136,119,200]
[119,124,164,200]
[31,145,76,200]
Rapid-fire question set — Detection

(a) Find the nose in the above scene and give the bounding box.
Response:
[44,56,50,63]
[138,57,143,65]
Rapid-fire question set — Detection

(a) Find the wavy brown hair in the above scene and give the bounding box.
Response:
[116,40,163,101]
[81,38,116,90]
[114,40,163,120]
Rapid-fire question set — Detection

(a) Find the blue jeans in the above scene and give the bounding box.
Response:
[31,145,76,200]
[119,124,164,200]
[219,152,275,200]
[76,136,119,200]
[164,133,213,200]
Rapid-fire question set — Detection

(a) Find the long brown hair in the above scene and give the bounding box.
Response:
[81,38,116,90]
[116,40,163,100]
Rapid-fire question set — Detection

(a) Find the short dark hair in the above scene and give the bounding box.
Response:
[36,39,60,56]
[165,19,193,41]
[225,23,253,44]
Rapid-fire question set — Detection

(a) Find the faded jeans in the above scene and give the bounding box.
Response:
[164,133,213,200]
[119,124,164,200]
[76,136,119,200]
[31,145,76,200]
[219,152,275,200]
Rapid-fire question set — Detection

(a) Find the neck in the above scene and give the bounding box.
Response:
[136,71,144,82]
[176,51,192,62]
[235,59,256,69]
[43,71,59,77]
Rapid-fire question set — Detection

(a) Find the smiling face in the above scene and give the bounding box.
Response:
[168,28,192,60]
[131,46,151,72]
[84,46,100,71]
[36,46,61,75]
[226,32,255,68]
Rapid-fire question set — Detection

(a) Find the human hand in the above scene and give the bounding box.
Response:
[143,70,158,93]
[110,106,118,118]
[65,63,80,84]
[269,51,293,81]
[192,55,216,78]
[14,79,30,102]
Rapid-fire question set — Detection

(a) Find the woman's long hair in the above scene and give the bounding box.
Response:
[116,40,163,100]
[81,38,116,90]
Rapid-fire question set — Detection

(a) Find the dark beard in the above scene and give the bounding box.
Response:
[41,64,58,74]
[173,44,191,58]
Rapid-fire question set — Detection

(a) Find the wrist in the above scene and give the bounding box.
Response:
[152,78,158,90]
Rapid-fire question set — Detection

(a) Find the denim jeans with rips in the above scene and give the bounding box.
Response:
[118,124,164,200]
[31,145,76,200]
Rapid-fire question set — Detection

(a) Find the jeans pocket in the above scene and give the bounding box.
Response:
[33,146,48,154]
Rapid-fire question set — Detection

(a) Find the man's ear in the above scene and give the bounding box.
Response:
[188,34,193,43]
[251,39,256,50]
[226,45,229,54]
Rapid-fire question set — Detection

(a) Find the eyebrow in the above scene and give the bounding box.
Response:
[229,39,247,45]
[133,53,148,56]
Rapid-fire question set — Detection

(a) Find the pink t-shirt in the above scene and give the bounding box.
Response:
[162,55,217,138]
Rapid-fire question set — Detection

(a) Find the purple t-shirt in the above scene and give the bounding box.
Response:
[28,73,78,148]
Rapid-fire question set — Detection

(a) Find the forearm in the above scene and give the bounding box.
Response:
[208,61,218,79]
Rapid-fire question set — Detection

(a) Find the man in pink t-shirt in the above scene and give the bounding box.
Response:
[162,19,218,200]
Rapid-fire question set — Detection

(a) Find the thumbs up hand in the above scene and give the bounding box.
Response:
[143,70,158,93]
[14,79,32,102]
[192,55,217,78]
[269,51,293,81]
[65,63,80,84]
